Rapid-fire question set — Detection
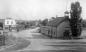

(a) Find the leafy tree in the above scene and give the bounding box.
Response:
[70,2,82,37]
[51,17,56,20]
[41,19,48,26]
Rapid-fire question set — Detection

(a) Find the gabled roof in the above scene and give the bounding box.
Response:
[47,17,68,27]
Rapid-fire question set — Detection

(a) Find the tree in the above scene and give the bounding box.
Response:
[51,17,56,20]
[41,19,48,26]
[70,1,82,37]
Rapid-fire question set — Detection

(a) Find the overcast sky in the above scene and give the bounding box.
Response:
[0,0,86,20]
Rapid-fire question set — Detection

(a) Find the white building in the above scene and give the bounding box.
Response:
[4,18,16,31]
[5,19,16,26]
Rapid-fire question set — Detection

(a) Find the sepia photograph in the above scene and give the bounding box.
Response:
[0,0,86,52]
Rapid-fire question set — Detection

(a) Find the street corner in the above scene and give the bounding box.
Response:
[0,37,31,52]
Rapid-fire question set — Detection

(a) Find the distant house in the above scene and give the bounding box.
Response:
[4,18,16,31]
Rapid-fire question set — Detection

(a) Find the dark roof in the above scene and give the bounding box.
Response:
[47,17,68,27]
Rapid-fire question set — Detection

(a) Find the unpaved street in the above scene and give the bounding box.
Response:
[1,27,86,52]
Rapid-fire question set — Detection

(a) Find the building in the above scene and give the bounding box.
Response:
[4,18,16,32]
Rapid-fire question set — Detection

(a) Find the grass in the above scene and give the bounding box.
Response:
[0,32,31,51]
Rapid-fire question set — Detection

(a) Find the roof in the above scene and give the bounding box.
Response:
[47,17,69,27]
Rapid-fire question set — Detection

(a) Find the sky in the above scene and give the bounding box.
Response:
[0,0,86,20]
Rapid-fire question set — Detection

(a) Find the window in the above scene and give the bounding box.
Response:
[7,21,9,24]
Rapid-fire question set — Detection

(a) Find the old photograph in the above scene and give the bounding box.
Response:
[0,0,85,52]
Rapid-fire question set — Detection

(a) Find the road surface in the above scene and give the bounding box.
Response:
[1,27,86,52]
